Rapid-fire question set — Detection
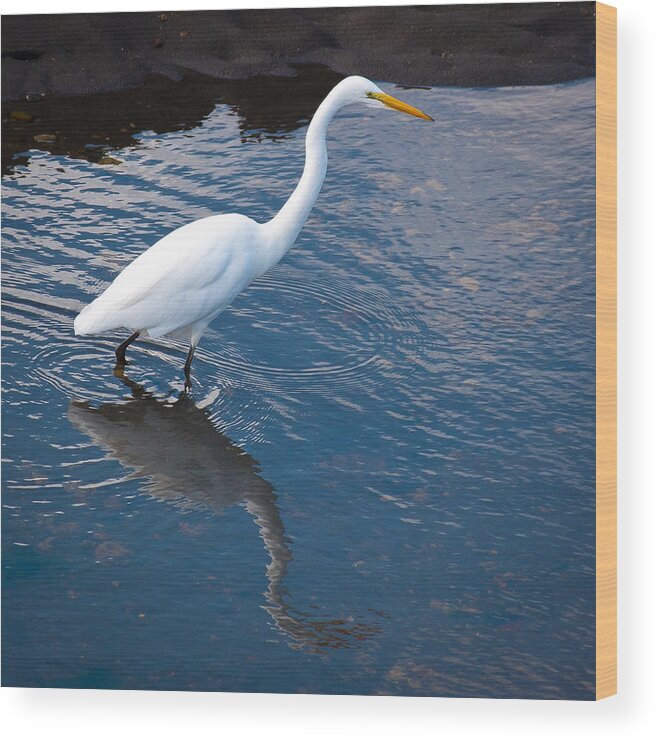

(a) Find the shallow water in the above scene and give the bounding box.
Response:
[2,78,596,697]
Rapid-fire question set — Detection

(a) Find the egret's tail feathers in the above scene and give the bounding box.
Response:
[74,303,122,336]
[74,308,94,336]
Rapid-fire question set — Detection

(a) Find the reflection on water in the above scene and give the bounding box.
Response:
[68,376,378,652]
[2,65,344,174]
[2,75,596,697]
[212,65,346,141]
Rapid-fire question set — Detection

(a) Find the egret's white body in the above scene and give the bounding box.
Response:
[75,214,263,346]
[74,76,432,384]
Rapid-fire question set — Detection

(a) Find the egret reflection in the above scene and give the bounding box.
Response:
[67,376,378,652]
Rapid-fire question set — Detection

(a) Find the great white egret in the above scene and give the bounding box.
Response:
[74,75,432,386]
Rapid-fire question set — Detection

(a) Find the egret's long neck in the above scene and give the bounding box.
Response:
[264,92,341,260]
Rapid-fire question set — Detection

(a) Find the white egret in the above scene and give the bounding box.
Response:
[74,75,432,386]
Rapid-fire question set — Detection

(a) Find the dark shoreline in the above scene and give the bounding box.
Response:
[1,4,596,173]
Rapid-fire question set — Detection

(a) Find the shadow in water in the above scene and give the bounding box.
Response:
[66,374,379,652]
[2,65,344,175]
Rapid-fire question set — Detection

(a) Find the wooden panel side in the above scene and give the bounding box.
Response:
[595,1,617,701]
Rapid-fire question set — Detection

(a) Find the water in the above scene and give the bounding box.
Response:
[1,78,596,697]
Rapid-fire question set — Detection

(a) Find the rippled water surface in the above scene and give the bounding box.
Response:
[2,79,595,697]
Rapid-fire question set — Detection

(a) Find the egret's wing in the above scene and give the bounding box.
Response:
[75,214,259,336]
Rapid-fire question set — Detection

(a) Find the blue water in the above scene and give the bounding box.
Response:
[1,79,596,697]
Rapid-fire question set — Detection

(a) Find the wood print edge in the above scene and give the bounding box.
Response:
[595,1,617,701]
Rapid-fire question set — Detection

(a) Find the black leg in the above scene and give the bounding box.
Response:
[115,330,140,368]
[183,344,196,389]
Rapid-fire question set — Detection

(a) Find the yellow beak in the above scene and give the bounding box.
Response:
[368,92,433,121]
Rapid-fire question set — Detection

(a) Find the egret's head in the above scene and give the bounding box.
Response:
[336,75,433,122]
